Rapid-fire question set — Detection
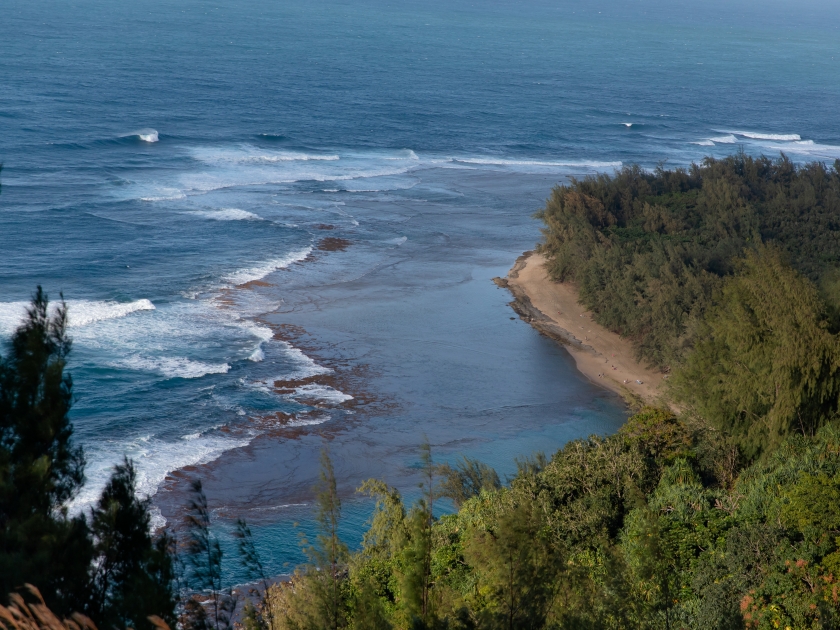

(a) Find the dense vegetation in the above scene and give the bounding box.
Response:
[538,154,840,457]
[536,154,840,371]
[262,410,840,630]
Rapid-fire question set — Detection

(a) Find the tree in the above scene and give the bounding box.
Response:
[398,440,438,628]
[465,501,561,630]
[89,457,177,630]
[437,457,500,508]
[0,287,91,614]
[303,449,349,630]
[234,518,274,630]
[274,449,350,630]
[183,479,236,630]
[671,246,840,458]
[349,479,407,630]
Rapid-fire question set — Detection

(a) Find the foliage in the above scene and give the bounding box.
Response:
[182,480,236,630]
[537,156,840,456]
[0,289,177,628]
[89,458,177,630]
[0,289,91,614]
[272,449,349,630]
[0,584,173,630]
[264,407,840,629]
[463,500,561,629]
[0,584,97,630]
[437,457,501,509]
[536,155,840,371]
[671,246,840,457]
[234,519,275,630]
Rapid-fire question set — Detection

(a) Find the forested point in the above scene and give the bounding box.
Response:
[537,154,840,456]
[7,155,840,630]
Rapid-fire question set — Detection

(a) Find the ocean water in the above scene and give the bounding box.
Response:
[2,0,839,578]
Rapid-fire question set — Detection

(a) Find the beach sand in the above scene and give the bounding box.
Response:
[496,251,669,409]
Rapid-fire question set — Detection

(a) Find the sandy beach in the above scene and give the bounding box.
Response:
[496,251,669,409]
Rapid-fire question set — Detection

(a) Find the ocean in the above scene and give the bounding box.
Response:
[2,0,839,580]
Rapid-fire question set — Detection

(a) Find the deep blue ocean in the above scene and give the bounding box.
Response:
[2,0,839,579]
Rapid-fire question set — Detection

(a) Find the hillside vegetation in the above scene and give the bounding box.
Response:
[537,154,840,370]
[538,154,840,457]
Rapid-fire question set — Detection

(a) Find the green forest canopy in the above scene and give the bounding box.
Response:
[537,154,840,456]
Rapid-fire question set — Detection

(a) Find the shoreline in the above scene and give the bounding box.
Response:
[495,251,669,410]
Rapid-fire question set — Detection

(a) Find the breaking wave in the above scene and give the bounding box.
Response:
[0,298,155,335]
[287,384,353,404]
[122,128,159,142]
[71,430,253,525]
[452,157,622,170]
[731,131,801,141]
[187,208,263,221]
[116,355,231,379]
[223,247,312,285]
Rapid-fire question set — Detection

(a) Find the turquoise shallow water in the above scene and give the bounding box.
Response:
[1,0,839,579]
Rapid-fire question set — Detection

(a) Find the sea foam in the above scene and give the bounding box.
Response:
[188,208,262,221]
[453,157,622,169]
[122,128,159,142]
[277,341,333,379]
[289,413,331,427]
[733,131,801,141]
[140,188,186,202]
[767,140,840,159]
[191,146,340,164]
[117,355,231,379]
[287,384,353,404]
[68,299,156,327]
[71,429,254,526]
[223,246,312,285]
[0,298,155,335]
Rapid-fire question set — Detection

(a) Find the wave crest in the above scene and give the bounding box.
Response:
[287,384,353,404]
[224,247,312,286]
[453,157,622,169]
[70,430,253,523]
[116,355,231,379]
[0,298,155,335]
[187,208,262,221]
[122,128,159,142]
[709,135,738,144]
[734,131,801,141]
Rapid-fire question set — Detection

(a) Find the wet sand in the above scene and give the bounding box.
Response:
[498,251,669,409]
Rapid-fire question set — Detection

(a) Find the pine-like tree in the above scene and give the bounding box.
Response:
[0,287,91,613]
[465,501,561,630]
[183,479,237,630]
[89,457,177,630]
[437,456,500,508]
[234,518,274,630]
[399,440,437,629]
[301,449,349,630]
